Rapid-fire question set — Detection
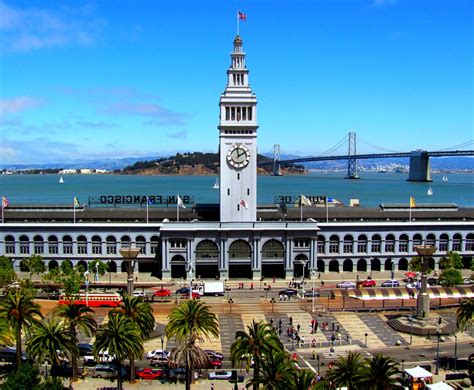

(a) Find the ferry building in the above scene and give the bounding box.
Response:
[0,36,473,280]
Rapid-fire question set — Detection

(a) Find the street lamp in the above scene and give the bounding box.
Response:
[95,262,99,283]
[270,297,276,313]
[160,335,165,371]
[414,245,436,320]
[119,247,140,296]
[108,260,112,285]
[454,334,458,370]
[316,354,320,374]
[228,298,234,313]
[390,259,395,280]
[311,269,317,313]
[187,260,194,301]
[84,271,89,307]
[435,330,441,375]
[364,332,368,348]
[409,314,414,345]
[401,359,405,370]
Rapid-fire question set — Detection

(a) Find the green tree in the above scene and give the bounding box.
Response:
[456,298,473,332]
[408,256,423,273]
[0,289,42,367]
[0,255,16,289]
[0,316,14,347]
[247,350,297,389]
[94,314,143,390]
[43,262,82,299]
[439,251,463,270]
[55,303,97,382]
[293,369,316,390]
[88,259,108,279]
[1,363,41,390]
[364,353,403,390]
[26,315,78,367]
[110,295,155,382]
[438,268,463,287]
[20,255,45,281]
[165,300,219,390]
[231,320,283,390]
[326,352,368,390]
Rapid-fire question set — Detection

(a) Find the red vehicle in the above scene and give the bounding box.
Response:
[208,358,222,369]
[361,279,376,287]
[59,293,122,307]
[136,368,166,380]
[181,291,201,299]
[153,289,171,297]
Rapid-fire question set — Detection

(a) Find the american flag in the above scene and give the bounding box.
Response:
[1,197,8,208]
[239,199,248,209]
[238,11,247,21]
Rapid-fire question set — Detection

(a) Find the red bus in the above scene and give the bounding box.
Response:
[58,293,122,307]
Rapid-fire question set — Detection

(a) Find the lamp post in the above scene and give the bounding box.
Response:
[311,269,317,313]
[119,247,141,296]
[108,260,112,285]
[270,297,276,313]
[364,332,368,348]
[414,245,436,320]
[454,334,458,370]
[409,314,414,345]
[401,359,405,371]
[95,262,99,283]
[187,260,194,301]
[225,279,229,299]
[160,335,165,372]
[84,271,89,307]
[228,298,234,313]
[435,330,441,375]
[390,259,395,280]
[316,354,320,374]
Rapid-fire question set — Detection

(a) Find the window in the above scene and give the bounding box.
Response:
[452,234,462,251]
[77,236,87,255]
[438,234,449,252]
[92,236,102,255]
[225,107,229,120]
[465,234,474,251]
[247,188,250,195]
[371,235,381,253]
[357,235,368,253]
[227,188,230,196]
[294,239,310,248]
[399,235,409,253]
[412,234,423,250]
[63,236,73,254]
[248,107,252,120]
[329,235,339,254]
[136,236,146,254]
[48,235,58,254]
[19,236,29,254]
[196,240,219,260]
[231,107,235,120]
[262,240,284,258]
[106,236,117,255]
[317,236,325,254]
[343,235,353,254]
[5,235,15,254]
[34,235,44,254]
[150,236,159,255]
[170,239,186,249]
[237,173,240,180]
[385,235,395,253]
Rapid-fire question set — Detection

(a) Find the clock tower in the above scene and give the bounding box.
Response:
[219,35,258,222]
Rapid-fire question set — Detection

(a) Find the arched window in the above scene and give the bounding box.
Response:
[343,235,354,254]
[356,259,367,272]
[343,259,353,272]
[465,233,474,251]
[357,235,367,253]
[48,235,58,254]
[438,234,449,252]
[106,236,117,255]
[317,235,325,254]
[121,235,131,248]
[398,258,408,271]
[77,260,87,271]
[77,235,87,255]
[135,236,146,254]
[92,235,102,255]
[413,234,423,250]
[426,233,436,247]
[63,235,73,254]
[371,234,381,253]
[262,240,284,259]
[4,235,15,254]
[19,235,29,254]
[452,233,462,251]
[228,240,251,260]
[196,240,219,260]
[150,236,159,255]
[33,235,44,254]
[385,234,395,253]
[399,234,409,253]
[329,235,339,254]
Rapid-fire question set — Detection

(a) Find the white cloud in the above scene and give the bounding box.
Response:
[0,97,42,117]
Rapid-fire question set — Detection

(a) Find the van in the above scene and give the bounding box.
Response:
[92,365,117,379]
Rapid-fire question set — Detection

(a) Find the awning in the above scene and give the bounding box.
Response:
[345,286,474,301]
[426,382,454,389]
[405,366,433,378]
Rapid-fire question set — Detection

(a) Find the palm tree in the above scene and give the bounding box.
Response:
[110,295,155,382]
[165,300,219,390]
[247,350,298,389]
[230,320,283,390]
[94,314,143,390]
[26,315,78,368]
[0,289,42,367]
[326,351,367,390]
[55,303,97,382]
[0,317,14,347]
[364,353,403,390]
[293,369,317,390]
[456,298,473,332]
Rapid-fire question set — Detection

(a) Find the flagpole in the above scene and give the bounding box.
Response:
[326,197,329,223]
[73,201,76,223]
[237,10,239,35]
[1,205,3,223]
[146,201,149,223]
[300,195,303,222]
[177,194,180,222]
[409,202,412,222]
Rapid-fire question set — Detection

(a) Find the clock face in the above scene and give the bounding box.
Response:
[227,144,250,168]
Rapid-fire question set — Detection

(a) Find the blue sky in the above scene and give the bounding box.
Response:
[0,0,472,164]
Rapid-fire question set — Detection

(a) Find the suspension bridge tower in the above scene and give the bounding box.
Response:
[346,131,359,179]
[272,144,282,176]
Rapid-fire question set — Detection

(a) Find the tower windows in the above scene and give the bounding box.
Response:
[248,107,252,120]
[237,107,241,121]
[237,204,240,211]
[231,107,235,120]
[247,188,250,195]
[227,188,230,196]
[237,173,240,180]
[243,107,247,120]
[225,107,229,121]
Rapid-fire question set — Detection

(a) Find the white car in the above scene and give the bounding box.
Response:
[336,281,356,289]
[146,349,170,360]
[84,351,115,365]
[133,291,145,297]
[208,370,233,380]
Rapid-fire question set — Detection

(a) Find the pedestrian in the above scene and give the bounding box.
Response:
[273,276,276,283]
[289,316,293,325]
[318,273,321,279]
[332,323,335,331]
[312,350,316,360]
[311,338,317,347]
[331,334,336,345]
[279,318,282,328]
[270,318,273,326]
[336,324,340,332]
[250,282,254,290]
[297,324,301,332]
[211,383,214,390]
[321,280,325,287]
[300,336,305,347]
[279,294,283,301]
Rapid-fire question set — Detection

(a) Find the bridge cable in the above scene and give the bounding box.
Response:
[357,135,403,154]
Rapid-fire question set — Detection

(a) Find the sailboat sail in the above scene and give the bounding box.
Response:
[59,176,64,184]
[212,178,219,189]
[427,187,433,196]
[442,175,448,182]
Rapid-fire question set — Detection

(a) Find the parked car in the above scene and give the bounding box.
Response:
[180,291,201,299]
[303,290,320,297]
[169,368,199,381]
[278,288,298,296]
[208,370,233,380]
[205,350,224,360]
[136,368,166,380]
[84,351,115,365]
[208,358,223,369]
[176,287,190,294]
[336,281,356,289]
[361,279,376,287]
[133,291,145,297]
[153,289,171,298]
[463,278,473,285]
[381,280,400,287]
[92,365,118,379]
[146,349,170,360]
[51,363,84,378]
[0,347,28,362]
[78,343,93,357]
[405,282,417,288]
[150,355,169,367]
[427,278,438,286]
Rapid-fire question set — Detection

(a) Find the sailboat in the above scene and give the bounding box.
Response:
[442,175,448,182]
[427,186,433,196]
[212,177,219,189]
[59,176,64,184]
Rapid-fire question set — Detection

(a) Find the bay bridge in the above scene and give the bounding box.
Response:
[259,132,474,182]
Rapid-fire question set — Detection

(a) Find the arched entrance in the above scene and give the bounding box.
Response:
[371,258,381,272]
[356,259,367,272]
[228,240,252,279]
[77,260,88,271]
[293,254,309,278]
[317,259,325,273]
[343,259,353,272]
[398,258,408,271]
[107,260,117,273]
[384,259,393,271]
[329,260,339,272]
[262,239,285,279]
[195,240,220,279]
[48,260,59,270]
[138,261,156,273]
[427,257,435,271]
[170,255,186,279]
